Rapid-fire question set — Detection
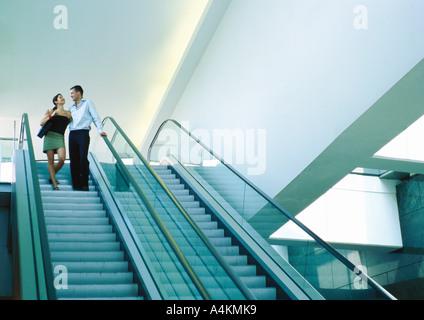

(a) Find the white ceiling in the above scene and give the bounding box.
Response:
[0,0,209,155]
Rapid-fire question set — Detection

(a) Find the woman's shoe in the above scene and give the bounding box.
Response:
[49,179,59,185]
[53,186,60,191]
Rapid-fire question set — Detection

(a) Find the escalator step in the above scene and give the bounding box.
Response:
[52,261,130,273]
[50,251,124,262]
[39,164,141,300]
[67,272,134,285]
[152,165,278,300]
[56,284,139,299]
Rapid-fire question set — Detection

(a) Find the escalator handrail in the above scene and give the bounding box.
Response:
[102,116,256,300]
[88,152,163,300]
[18,113,57,300]
[147,119,397,301]
[101,135,211,300]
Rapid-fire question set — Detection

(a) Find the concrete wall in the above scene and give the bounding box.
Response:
[360,175,424,299]
[167,0,424,198]
[270,174,403,251]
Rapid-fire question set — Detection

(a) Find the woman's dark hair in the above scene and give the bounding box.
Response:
[52,93,61,110]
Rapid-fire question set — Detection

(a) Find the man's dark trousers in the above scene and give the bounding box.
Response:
[69,130,90,190]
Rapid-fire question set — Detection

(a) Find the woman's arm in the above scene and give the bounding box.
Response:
[67,110,73,123]
[40,109,55,126]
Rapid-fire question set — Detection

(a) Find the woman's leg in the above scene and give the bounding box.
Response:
[46,150,58,189]
[55,147,66,173]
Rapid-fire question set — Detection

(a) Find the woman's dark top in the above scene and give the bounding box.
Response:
[49,115,70,135]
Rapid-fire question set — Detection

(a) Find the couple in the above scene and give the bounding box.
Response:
[40,85,107,191]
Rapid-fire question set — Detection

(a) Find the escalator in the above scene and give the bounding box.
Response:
[92,119,253,300]
[150,165,279,299]
[37,162,141,299]
[10,114,396,300]
[146,119,399,301]
[12,114,252,300]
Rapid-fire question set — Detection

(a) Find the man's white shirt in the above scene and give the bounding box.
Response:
[68,99,104,134]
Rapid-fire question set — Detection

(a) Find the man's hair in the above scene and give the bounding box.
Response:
[70,85,84,97]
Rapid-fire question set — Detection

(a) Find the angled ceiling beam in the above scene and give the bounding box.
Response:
[274,57,424,215]
[140,0,232,155]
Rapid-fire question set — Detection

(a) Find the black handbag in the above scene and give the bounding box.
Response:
[37,119,53,138]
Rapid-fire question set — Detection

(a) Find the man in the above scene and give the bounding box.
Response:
[68,85,107,191]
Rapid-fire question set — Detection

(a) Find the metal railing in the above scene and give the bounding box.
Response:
[101,117,256,299]
[9,114,56,299]
[147,119,397,300]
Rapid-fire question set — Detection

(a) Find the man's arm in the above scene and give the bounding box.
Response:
[87,100,107,136]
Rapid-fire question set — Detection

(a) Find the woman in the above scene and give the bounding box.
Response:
[40,94,72,190]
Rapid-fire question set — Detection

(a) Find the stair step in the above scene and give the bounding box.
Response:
[39,179,94,186]
[43,203,104,211]
[52,261,129,273]
[215,246,239,256]
[44,210,106,218]
[190,214,212,222]
[222,255,248,266]
[153,166,279,300]
[240,275,267,287]
[66,272,134,285]
[41,190,98,198]
[51,251,124,262]
[38,163,142,300]
[45,217,110,225]
[40,185,97,192]
[208,237,232,247]
[232,265,257,276]
[47,225,112,233]
[43,196,100,204]
[56,284,138,299]
[49,241,120,252]
[250,287,277,300]
[48,233,116,242]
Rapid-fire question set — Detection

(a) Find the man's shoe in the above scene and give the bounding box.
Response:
[81,186,89,191]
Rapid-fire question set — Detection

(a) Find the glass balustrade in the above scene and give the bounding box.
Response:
[90,118,249,300]
[148,119,396,300]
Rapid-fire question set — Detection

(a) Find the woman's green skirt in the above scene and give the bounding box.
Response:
[43,131,65,153]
